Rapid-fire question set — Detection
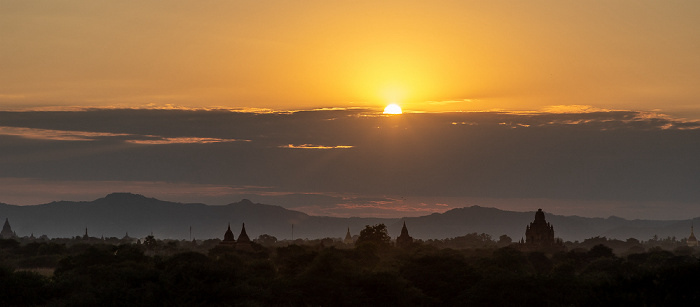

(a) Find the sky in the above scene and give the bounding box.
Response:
[1,1,700,220]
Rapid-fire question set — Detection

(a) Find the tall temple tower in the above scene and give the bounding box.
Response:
[236,223,254,252]
[525,209,555,246]
[220,223,236,246]
[687,223,698,247]
[396,221,414,248]
[344,227,353,244]
[1,218,15,239]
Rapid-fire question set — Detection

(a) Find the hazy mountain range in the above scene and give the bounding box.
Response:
[0,193,696,242]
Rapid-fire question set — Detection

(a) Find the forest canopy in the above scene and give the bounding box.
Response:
[1,235,699,306]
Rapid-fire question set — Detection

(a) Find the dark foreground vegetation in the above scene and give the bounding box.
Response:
[2,236,700,306]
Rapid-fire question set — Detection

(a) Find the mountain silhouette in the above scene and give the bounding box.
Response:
[0,193,390,240]
[397,206,694,242]
[0,193,695,241]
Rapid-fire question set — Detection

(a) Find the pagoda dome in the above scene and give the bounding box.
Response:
[224,224,235,241]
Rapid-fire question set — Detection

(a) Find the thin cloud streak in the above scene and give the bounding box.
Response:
[279,144,354,150]
[0,103,370,115]
[126,137,246,145]
[0,126,129,141]
[0,126,246,144]
[538,105,614,114]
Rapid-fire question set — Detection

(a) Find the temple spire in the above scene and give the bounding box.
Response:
[222,222,235,243]
[238,223,251,243]
[235,223,254,252]
[344,227,353,244]
[688,222,698,247]
[396,220,413,248]
[0,218,14,239]
[522,209,564,252]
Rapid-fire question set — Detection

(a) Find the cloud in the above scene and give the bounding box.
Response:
[2,107,700,219]
[542,111,700,130]
[1,103,369,115]
[126,137,246,145]
[481,108,700,131]
[0,126,245,144]
[0,126,129,141]
[539,105,612,114]
[279,144,354,149]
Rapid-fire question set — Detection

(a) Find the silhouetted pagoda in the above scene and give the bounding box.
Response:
[396,221,414,248]
[519,209,564,252]
[344,227,353,244]
[121,232,136,243]
[688,223,698,247]
[236,223,254,252]
[219,223,236,247]
[1,218,16,239]
[526,209,554,245]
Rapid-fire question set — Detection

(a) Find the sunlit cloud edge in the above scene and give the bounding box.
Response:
[0,126,248,144]
[279,144,354,150]
[3,104,700,130]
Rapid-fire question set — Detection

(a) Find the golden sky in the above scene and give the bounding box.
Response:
[2,1,700,116]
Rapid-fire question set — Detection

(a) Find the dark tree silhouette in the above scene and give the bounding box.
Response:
[355,224,391,247]
[498,234,513,244]
[588,244,614,259]
[255,234,278,246]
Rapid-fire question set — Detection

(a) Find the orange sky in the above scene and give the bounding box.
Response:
[2,1,700,116]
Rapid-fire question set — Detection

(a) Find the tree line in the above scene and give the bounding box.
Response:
[0,224,699,306]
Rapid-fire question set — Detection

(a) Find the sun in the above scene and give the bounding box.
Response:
[383,104,402,114]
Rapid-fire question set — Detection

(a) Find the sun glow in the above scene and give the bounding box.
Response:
[383,104,403,114]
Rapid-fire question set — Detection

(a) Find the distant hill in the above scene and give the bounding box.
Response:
[399,206,695,242]
[0,193,696,241]
[0,193,391,240]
